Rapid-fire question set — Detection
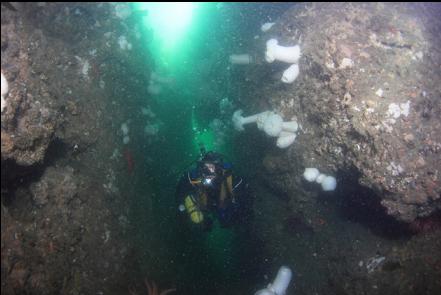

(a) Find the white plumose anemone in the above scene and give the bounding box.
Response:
[282,64,300,83]
[266,39,301,64]
[303,168,320,182]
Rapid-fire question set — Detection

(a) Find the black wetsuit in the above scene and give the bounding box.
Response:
[175,165,252,231]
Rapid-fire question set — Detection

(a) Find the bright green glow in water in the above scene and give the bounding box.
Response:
[191,108,216,153]
[135,2,196,54]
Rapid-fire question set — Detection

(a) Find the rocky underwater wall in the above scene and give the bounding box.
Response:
[229,3,441,295]
[1,3,158,294]
[235,2,441,224]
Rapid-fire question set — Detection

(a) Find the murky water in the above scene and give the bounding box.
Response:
[1,3,441,295]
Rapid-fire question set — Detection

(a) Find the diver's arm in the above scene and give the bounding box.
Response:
[175,172,193,203]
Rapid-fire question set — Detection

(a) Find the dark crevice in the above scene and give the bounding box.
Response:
[335,168,414,239]
[1,137,69,207]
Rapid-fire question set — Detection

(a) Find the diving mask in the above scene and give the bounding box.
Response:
[201,163,217,187]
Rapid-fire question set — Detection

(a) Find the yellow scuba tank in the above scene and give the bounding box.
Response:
[184,195,204,224]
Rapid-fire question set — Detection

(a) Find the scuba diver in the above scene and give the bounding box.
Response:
[176,146,253,232]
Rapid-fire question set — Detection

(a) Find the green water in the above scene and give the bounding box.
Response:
[123,3,273,294]
[131,99,263,294]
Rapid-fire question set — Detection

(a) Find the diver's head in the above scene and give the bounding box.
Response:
[198,152,223,188]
